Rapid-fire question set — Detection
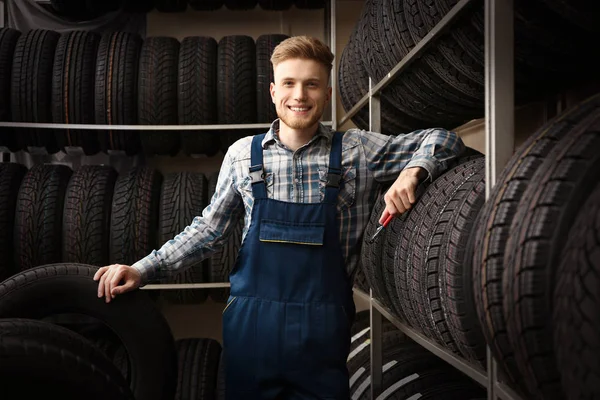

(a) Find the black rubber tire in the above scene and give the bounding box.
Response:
[160,172,208,304]
[347,331,408,390]
[0,264,178,400]
[224,0,257,9]
[553,182,600,399]
[178,36,220,157]
[109,167,162,266]
[438,164,487,368]
[256,34,288,123]
[0,318,134,400]
[258,0,292,10]
[353,265,370,293]
[217,35,256,152]
[156,0,187,11]
[0,163,27,280]
[502,102,600,400]
[52,31,101,155]
[14,164,72,272]
[122,0,156,12]
[216,351,226,400]
[138,37,181,156]
[0,28,21,152]
[62,165,117,267]
[95,32,143,156]
[360,191,389,306]
[175,338,222,400]
[472,92,600,392]
[10,29,60,153]
[188,0,224,10]
[207,172,243,303]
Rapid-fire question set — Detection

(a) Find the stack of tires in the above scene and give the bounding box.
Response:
[361,91,600,399]
[339,0,600,133]
[0,27,291,156]
[0,163,241,304]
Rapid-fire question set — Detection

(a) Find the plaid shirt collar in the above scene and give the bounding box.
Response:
[261,119,334,149]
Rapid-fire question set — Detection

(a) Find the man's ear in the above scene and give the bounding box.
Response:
[270,82,276,104]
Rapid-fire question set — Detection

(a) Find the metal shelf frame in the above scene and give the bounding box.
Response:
[343,0,525,399]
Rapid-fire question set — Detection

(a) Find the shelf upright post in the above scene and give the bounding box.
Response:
[368,76,384,398]
[485,0,514,398]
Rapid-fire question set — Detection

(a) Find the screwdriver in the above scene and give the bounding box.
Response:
[368,214,394,244]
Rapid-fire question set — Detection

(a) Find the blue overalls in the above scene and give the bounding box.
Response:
[222,132,355,400]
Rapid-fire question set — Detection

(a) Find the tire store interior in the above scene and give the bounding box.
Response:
[0,0,599,399]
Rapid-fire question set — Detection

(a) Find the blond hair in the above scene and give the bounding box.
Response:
[270,36,334,77]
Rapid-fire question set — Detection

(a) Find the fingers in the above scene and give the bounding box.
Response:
[379,209,390,225]
[96,264,129,303]
[384,186,417,218]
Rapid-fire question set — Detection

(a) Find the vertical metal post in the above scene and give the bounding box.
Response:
[0,0,5,28]
[369,77,383,397]
[330,0,337,130]
[485,0,514,398]
[485,0,514,197]
[369,288,383,398]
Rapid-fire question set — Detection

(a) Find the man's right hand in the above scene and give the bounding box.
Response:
[93,264,142,303]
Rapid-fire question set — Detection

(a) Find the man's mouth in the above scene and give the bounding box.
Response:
[288,106,311,112]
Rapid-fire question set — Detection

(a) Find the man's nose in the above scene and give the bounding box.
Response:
[293,85,307,100]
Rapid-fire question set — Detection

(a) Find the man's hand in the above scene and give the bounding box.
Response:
[379,167,427,224]
[93,264,142,303]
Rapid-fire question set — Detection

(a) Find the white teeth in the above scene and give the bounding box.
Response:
[290,107,309,112]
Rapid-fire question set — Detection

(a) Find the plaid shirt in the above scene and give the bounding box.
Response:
[133,120,465,285]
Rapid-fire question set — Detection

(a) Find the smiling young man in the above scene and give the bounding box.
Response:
[94,36,465,399]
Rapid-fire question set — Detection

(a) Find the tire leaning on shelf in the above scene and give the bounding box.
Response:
[11,29,61,154]
[0,263,178,400]
[14,164,72,272]
[0,318,134,400]
[0,163,26,280]
[52,30,101,156]
[138,36,181,156]
[62,165,117,267]
[258,0,292,10]
[122,0,156,13]
[95,31,143,156]
[175,338,222,400]
[472,91,600,394]
[502,96,600,400]
[256,34,289,123]
[224,0,257,10]
[0,28,21,152]
[159,172,209,304]
[217,35,257,153]
[109,167,162,266]
[178,36,220,157]
[553,182,600,399]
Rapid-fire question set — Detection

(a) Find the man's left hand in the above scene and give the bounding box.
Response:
[379,167,427,224]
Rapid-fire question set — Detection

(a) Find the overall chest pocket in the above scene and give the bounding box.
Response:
[318,167,356,210]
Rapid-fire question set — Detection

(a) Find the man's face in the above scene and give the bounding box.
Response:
[270,58,332,131]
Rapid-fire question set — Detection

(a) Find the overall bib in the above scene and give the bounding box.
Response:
[222,132,355,400]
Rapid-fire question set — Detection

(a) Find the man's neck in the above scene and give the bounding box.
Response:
[278,124,319,151]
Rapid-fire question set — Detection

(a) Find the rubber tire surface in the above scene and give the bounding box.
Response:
[175,338,222,400]
[0,163,27,279]
[62,165,117,266]
[109,167,162,266]
[553,182,600,399]
[52,31,101,155]
[179,36,220,156]
[14,164,72,272]
[0,264,177,400]
[256,34,289,123]
[0,28,21,151]
[160,172,209,304]
[0,318,133,400]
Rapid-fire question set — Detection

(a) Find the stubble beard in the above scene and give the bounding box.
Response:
[278,106,323,130]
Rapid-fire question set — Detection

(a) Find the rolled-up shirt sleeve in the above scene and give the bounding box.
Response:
[132,151,244,286]
[359,127,466,182]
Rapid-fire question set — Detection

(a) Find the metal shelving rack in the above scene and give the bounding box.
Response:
[339,0,525,399]
[0,0,337,291]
